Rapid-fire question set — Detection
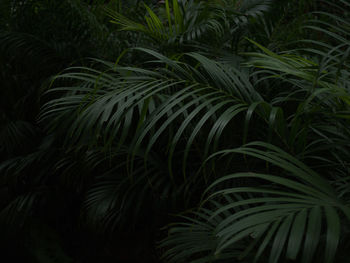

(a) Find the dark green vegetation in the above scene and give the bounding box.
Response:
[1,0,350,262]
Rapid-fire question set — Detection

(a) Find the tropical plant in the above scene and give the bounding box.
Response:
[0,0,126,261]
[1,0,350,262]
[162,142,350,263]
[161,1,350,262]
[107,0,274,53]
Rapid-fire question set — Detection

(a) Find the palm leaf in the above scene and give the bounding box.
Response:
[163,142,350,263]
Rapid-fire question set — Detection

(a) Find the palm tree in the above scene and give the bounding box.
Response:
[1,0,349,262]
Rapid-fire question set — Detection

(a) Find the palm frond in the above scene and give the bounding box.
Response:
[163,142,350,263]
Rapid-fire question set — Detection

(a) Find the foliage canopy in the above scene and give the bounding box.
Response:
[1,0,350,262]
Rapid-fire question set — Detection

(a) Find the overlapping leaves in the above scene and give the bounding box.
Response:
[163,142,350,263]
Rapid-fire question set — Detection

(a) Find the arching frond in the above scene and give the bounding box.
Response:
[163,142,350,263]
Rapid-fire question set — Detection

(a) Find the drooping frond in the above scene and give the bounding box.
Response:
[163,142,350,263]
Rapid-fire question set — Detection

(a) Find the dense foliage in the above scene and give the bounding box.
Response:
[1,0,350,262]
